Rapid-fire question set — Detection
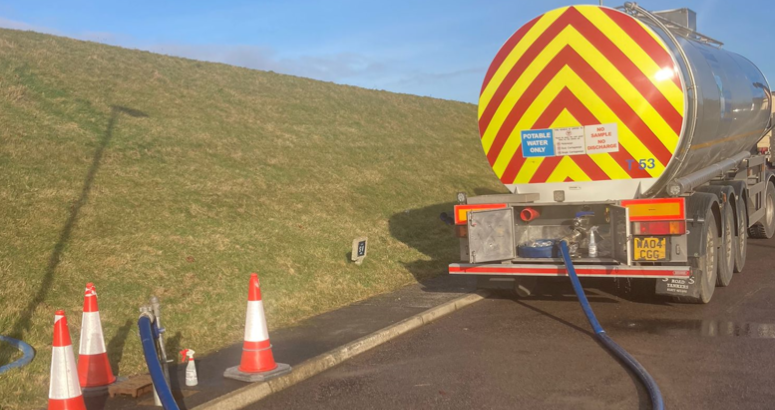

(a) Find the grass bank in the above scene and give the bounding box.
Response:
[0,28,504,408]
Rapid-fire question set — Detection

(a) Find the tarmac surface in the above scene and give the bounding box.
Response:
[101,275,478,410]
[253,236,775,410]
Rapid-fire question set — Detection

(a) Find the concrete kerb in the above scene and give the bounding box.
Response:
[192,290,489,410]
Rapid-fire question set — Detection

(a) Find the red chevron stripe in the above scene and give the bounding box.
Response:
[487,46,575,166]
[487,46,673,167]
[528,87,606,183]
[481,16,540,94]
[501,85,655,183]
[480,6,682,144]
[559,89,652,179]
[563,49,673,165]
[601,8,682,89]
[479,7,576,137]
[499,150,525,184]
[531,157,562,183]
[568,9,683,135]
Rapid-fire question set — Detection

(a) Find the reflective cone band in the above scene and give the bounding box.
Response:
[238,273,279,373]
[49,310,86,410]
[77,283,116,388]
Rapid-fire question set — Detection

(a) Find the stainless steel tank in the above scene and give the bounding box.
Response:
[634,3,773,196]
[477,3,772,202]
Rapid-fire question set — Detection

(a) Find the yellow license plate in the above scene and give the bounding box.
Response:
[633,237,668,261]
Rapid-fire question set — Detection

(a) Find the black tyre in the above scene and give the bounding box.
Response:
[674,207,717,304]
[733,195,747,273]
[749,181,775,239]
[717,203,734,287]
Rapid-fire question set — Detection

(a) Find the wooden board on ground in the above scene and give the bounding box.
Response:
[108,374,153,398]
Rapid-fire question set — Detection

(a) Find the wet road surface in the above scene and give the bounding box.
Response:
[254,236,775,410]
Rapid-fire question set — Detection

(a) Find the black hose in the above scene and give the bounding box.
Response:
[558,240,665,410]
[138,316,180,410]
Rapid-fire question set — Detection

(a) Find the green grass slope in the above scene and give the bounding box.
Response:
[0,28,505,408]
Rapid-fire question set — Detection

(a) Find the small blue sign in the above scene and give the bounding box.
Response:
[521,129,555,158]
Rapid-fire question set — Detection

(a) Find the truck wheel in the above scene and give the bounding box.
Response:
[717,203,734,287]
[673,207,718,304]
[749,181,775,239]
[733,195,747,273]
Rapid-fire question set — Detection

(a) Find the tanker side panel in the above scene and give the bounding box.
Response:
[664,37,771,180]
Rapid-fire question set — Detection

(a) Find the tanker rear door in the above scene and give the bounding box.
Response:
[467,208,516,264]
[610,205,631,265]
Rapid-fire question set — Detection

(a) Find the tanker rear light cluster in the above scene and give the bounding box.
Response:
[632,220,686,235]
[453,203,508,225]
[620,198,686,221]
[621,197,686,235]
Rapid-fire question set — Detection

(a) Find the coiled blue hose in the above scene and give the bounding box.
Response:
[0,336,35,374]
[558,240,665,410]
[138,316,180,410]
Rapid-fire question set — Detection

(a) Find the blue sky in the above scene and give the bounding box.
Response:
[0,0,772,103]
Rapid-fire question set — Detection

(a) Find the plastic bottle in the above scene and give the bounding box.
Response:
[588,226,599,258]
[180,349,198,387]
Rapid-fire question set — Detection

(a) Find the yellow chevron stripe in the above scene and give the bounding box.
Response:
[504,66,664,182]
[590,152,631,180]
[481,24,579,153]
[547,156,592,182]
[496,63,666,181]
[561,27,680,151]
[482,24,680,157]
[493,65,569,178]
[559,68,666,178]
[629,10,671,52]
[478,7,567,120]
[578,7,683,116]
[552,108,626,182]
[547,109,591,182]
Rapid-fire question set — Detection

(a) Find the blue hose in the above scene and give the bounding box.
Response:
[138,316,180,410]
[0,336,35,374]
[558,240,665,410]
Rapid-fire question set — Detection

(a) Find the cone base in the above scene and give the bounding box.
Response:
[48,396,86,410]
[223,362,291,383]
[81,383,111,397]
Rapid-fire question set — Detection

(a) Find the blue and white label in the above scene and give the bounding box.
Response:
[521,129,555,157]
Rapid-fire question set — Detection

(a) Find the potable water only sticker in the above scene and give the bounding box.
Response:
[584,123,619,154]
[553,126,585,156]
[521,129,554,157]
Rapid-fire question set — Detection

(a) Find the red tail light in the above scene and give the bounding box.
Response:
[632,220,686,235]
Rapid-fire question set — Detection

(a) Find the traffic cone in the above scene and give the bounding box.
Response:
[224,273,291,382]
[49,310,86,410]
[77,283,116,390]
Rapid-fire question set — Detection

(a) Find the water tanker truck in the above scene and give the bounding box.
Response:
[449,3,774,303]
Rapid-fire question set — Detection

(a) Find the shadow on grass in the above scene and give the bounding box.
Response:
[388,201,457,284]
[107,319,134,377]
[0,105,148,367]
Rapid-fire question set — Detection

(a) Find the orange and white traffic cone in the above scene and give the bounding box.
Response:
[77,283,116,391]
[224,273,291,382]
[49,310,86,410]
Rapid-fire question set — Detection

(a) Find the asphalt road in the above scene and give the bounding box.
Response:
[254,236,775,410]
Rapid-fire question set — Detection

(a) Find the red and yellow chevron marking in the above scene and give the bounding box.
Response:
[478,5,685,184]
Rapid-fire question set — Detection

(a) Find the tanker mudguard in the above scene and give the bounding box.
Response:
[685,192,720,257]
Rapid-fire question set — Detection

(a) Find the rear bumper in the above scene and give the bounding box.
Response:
[449,263,690,279]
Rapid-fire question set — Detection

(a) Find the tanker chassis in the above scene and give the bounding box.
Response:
[450,3,775,303]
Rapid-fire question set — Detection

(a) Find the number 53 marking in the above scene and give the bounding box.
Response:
[626,158,655,170]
